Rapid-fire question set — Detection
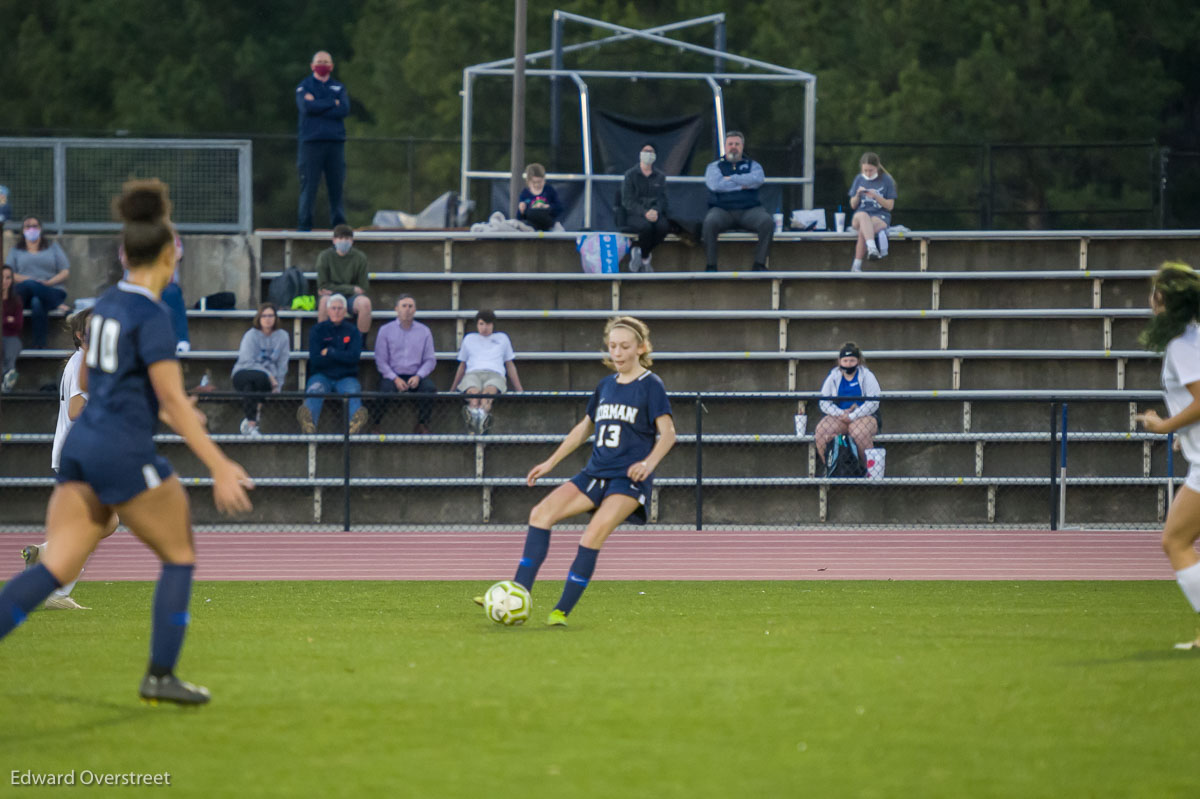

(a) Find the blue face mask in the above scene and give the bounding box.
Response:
[23,228,40,243]
[334,240,352,255]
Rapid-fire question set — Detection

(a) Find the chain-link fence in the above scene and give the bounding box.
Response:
[0,390,1183,531]
[0,138,252,233]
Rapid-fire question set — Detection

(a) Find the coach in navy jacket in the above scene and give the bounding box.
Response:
[701,130,774,272]
[296,50,351,231]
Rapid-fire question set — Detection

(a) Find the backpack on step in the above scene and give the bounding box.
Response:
[267,267,308,310]
[825,434,867,478]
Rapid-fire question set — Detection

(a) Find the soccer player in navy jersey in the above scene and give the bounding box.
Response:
[477,316,676,626]
[0,179,253,704]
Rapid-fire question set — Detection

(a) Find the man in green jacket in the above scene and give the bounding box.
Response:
[316,224,372,336]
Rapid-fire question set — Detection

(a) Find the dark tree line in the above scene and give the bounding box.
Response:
[3,0,1198,227]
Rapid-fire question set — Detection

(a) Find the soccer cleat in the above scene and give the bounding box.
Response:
[296,404,316,434]
[139,673,211,706]
[1173,631,1200,650]
[20,544,42,569]
[44,595,90,610]
[349,407,369,434]
[546,609,568,627]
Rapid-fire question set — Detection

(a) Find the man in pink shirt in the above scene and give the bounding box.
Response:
[373,294,437,433]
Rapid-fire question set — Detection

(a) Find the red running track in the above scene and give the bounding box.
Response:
[1,529,1176,582]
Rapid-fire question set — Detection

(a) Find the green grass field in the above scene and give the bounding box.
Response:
[1,581,1198,798]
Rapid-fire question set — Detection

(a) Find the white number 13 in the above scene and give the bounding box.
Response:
[598,424,621,448]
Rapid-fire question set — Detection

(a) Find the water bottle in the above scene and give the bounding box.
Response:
[835,205,846,233]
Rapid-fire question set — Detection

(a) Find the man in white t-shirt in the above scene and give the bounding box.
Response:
[449,309,523,433]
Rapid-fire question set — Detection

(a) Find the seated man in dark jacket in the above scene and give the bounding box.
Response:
[620,143,670,273]
[701,130,774,272]
[297,293,367,433]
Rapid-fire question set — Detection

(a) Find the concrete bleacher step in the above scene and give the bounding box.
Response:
[256,229,1200,275]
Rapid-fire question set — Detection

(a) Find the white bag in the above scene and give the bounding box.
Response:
[864,447,886,479]
[576,233,629,273]
[791,208,827,231]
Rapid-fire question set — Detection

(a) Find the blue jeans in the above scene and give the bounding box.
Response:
[297,140,347,231]
[305,373,361,425]
[14,281,67,349]
[161,283,189,346]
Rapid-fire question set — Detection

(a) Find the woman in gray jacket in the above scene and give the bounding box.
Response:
[814,342,881,467]
[230,303,290,435]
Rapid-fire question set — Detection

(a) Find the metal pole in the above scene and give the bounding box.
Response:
[1058,403,1068,527]
[695,394,704,531]
[1049,401,1059,530]
[53,142,67,234]
[802,79,816,210]
[571,74,593,228]
[460,70,473,203]
[508,0,528,218]
[238,142,253,234]
[343,395,352,532]
[550,11,564,172]
[713,19,726,75]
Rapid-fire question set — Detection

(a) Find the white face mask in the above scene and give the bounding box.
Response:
[639,151,656,166]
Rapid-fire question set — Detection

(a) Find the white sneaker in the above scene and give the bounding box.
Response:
[239,418,261,436]
[628,245,641,273]
[175,341,191,355]
[866,240,881,260]
[851,261,863,273]
[876,231,889,258]
[44,595,90,610]
[1,369,17,393]
[641,253,653,273]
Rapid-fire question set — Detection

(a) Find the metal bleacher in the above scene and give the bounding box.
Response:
[4,228,1199,528]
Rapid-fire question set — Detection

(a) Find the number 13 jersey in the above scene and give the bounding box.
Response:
[584,370,672,477]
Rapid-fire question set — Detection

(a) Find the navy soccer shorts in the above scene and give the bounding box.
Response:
[568,470,652,525]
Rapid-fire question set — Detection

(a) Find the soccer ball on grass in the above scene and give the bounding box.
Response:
[483,580,531,626]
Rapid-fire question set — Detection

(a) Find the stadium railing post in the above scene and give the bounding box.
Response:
[695,394,704,531]
[1049,401,1060,530]
[343,394,352,532]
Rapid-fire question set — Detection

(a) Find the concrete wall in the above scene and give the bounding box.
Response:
[3,231,255,310]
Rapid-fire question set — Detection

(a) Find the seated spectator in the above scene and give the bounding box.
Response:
[848,152,897,272]
[5,216,70,348]
[231,303,290,436]
[373,294,437,434]
[316,224,372,337]
[517,163,563,232]
[702,130,774,272]
[814,342,881,466]
[621,143,670,273]
[297,293,367,434]
[449,309,523,433]
[1,265,22,392]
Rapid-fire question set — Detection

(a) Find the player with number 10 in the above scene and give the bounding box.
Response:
[0,179,254,703]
